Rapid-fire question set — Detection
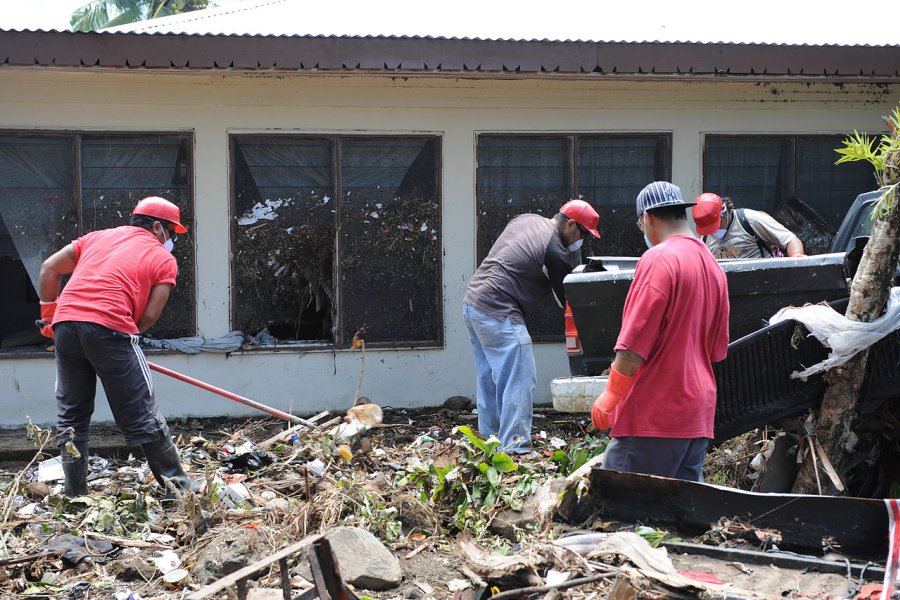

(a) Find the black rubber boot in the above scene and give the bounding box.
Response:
[141,436,190,496]
[61,441,89,498]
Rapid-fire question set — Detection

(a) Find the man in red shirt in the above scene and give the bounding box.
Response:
[591,182,729,481]
[38,196,191,497]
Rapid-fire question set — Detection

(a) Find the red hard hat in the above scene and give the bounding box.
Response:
[692,193,723,236]
[132,196,188,234]
[560,199,600,238]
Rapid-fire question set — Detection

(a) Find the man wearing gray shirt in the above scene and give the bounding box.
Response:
[463,199,600,454]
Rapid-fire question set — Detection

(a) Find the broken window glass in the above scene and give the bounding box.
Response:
[231,135,442,347]
[477,134,671,340]
[704,135,875,229]
[0,132,195,352]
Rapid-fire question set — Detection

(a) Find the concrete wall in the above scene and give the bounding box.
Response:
[0,69,896,426]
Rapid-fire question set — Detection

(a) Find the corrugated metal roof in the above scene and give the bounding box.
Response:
[0,29,897,80]
[98,0,900,46]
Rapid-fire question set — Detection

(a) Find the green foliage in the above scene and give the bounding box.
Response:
[337,479,403,542]
[634,525,681,548]
[835,130,883,174]
[62,492,156,537]
[70,0,211,31]
[890,481,900,499]
[834,104,900,217]
[396,425,537,535]
[548,436,608,476]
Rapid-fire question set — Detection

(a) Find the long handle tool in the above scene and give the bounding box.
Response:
[147,361,316,427]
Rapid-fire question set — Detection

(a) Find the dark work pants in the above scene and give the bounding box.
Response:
[54,321,169,447]
[603,436,709,482]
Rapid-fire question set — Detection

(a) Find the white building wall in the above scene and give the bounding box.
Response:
[0,70,895,426]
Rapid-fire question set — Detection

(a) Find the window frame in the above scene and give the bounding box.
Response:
[228,132,444,352]
[0,129,197,357]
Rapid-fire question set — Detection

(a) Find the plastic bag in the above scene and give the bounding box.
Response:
[769,287,900,380]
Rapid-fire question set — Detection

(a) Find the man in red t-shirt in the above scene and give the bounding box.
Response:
[38,196,191,498]
[591,182,729,481]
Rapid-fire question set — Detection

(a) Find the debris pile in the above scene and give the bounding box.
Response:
[0,408,889,599]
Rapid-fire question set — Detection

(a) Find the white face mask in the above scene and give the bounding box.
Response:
[712,228,727,240]
[163,237,175,253]
[567,238,584,252]
[644,234,653,249]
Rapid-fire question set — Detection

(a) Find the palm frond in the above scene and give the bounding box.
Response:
[70,1,112,31]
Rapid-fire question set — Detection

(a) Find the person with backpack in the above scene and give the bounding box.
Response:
[693,194,805,259]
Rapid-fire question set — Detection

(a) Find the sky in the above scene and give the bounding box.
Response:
[0,0,895,45]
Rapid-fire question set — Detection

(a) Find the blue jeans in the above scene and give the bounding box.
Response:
[463,303,536,454]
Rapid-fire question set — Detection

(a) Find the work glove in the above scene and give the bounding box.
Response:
[591,366,634,430]
[37,301,56,339]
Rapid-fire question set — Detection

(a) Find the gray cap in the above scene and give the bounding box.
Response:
[635,181,696,217]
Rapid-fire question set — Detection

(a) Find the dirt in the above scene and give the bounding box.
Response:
[0,407,887,599]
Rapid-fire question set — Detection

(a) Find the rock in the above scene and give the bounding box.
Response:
[405,585,425,598]
[297,527,401,591]
[192,529,269,585]
[443,396,473,410]
[109,555,157,582]
[489,492,541,540]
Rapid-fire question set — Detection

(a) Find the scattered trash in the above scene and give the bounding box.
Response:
[37,456,64,482]
[220,450,274,473]
[0,411,889,599]
[447,578,471,591]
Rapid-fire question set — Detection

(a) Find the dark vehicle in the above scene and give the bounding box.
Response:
[560,191,899,441]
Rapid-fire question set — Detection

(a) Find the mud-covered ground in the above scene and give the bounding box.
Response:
[0,407,886,599]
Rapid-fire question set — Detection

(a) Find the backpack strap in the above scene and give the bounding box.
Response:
[734,208,775,258]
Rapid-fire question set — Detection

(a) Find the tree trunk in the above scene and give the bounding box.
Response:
[793,146,900,494]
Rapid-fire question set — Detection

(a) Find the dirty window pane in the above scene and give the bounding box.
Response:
[0,134,76,349]
[477,134,672,341]
[704,135,880,234]
[703,137,794,212]
[80,135,195,338]
[232,137,335,343]
[477,136,570,341]
[797,137,878,228]
[339,137,441,346]
[577,135,671,257]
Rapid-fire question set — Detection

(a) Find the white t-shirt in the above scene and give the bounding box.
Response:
[705,208,797,259]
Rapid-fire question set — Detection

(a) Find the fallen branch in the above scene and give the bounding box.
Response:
[258,411,331,449]
[489,571,616,600]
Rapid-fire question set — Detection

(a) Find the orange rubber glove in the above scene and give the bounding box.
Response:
[591,366,634,430]
[38,301,56,339]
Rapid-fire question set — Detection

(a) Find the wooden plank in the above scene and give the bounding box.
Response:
[187,534,322,599]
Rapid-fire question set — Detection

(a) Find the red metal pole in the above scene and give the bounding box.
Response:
[147,361,315,426]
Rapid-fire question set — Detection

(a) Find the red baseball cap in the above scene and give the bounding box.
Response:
[692,193,723,236]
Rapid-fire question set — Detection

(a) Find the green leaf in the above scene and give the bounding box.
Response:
[486,466,500,487]
[890,482,900,499]
[549,450,570,464]
[455,425,489,454]
[492,453,517,473]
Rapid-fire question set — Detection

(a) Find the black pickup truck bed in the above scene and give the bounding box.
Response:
[565,253,850,376]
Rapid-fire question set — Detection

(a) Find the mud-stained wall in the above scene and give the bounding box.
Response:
[0,70,895,426]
